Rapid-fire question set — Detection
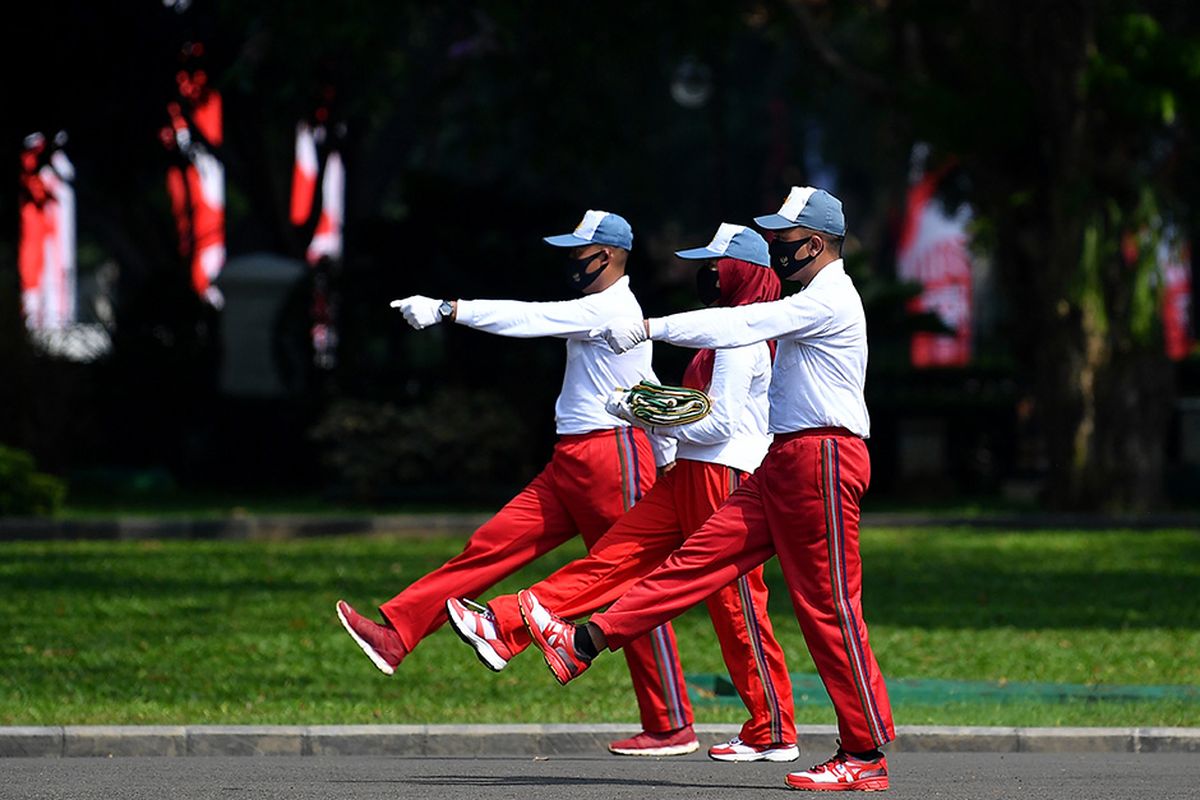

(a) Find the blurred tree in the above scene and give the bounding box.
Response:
[783,0,1200,510]
[5,1,1194,509]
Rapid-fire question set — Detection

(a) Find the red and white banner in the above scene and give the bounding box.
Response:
[163,64,225,305]
[19,133,76,330]
[289,117,344,369]
[290,122,319,228]
[1159,233,1194,361]
[306,150,344,264]
[897,159,974,368]
[290,121,344,265]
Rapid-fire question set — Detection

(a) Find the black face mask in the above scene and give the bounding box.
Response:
[565,250,608,291]
[769,236,815,280]
[696,265,721,306]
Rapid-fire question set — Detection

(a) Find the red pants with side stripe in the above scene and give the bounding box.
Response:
[489,459,795,745]
[378,427,693,734]
[591,430,895,752]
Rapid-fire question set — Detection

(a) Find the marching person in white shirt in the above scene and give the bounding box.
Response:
[520,189,897,792]
[447,224,799,761]
[336,210,695,752]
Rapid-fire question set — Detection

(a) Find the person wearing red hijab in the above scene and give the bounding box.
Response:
[552,189,895,792]
[448,224,798,762]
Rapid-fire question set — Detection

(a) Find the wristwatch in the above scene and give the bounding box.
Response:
[438,300,453,321]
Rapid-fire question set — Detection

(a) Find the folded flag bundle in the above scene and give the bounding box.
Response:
[625,380,711,426]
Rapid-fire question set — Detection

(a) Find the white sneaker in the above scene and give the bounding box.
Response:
[708,736,800,762]
[445,598,513,672]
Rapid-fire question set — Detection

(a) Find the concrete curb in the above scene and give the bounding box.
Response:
[2,724,1198,758]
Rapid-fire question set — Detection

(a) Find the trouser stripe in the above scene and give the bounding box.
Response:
[626,428,644,504]
[725,467,785,743]
[615,428,643,512]
[822,438,889,746]
[735,574,785,743]
[650,625,687,730]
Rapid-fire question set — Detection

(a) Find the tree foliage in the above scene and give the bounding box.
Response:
[3,1,1196,508]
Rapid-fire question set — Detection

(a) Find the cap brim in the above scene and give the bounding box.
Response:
[754,213,800,230]
[674,246,720,261]
[543,233,592,247]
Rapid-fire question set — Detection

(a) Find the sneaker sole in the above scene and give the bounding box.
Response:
[335,602,397,676]
[784,777,888,792]
[609,740,700,757]
[710,745,800,763]
[445,600,508,672]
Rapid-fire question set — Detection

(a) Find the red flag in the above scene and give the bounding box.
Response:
[19,133,75,329]
[1160,235,1194,361]
[306,150,343,265]
[19,136,47,327]
[896,156,974,368]
[164,63,226,305]
[290,112,344,370]
[290,122,319,227]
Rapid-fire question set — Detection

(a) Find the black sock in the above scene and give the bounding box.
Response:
[846,748,883,761]
[573,626,599,660]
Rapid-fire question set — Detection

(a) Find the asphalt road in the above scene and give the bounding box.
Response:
[3,752,1198,800]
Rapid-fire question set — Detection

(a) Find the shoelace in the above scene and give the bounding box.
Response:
[807,752,848,773]
[461,598,495,619]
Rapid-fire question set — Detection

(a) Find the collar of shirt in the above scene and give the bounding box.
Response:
[596,274,630,295]
[801,258,845,291]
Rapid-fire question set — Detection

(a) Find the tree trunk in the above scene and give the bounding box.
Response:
[1004,2,1174,511]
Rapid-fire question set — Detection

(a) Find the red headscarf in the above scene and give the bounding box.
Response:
[681,258,781,390]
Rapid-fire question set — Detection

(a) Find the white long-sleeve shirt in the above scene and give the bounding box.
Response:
[664,343,772,474]
[455,276,677,464]
[647,260,870,438]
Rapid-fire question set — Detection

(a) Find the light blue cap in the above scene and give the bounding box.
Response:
[675,223,769,267]
[543,210,634,250]
[754,186,846,236]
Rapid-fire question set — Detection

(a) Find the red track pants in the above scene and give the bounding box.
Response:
[488,458,795,745]
[590,430,895,752]
[378,427,693,734]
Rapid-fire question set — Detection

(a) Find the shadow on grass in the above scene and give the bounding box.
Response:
[5,530,1199,632]
[763,530,1200,631]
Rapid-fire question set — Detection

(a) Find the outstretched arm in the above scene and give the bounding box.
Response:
[454,295,610,340]
[390,294,612,339]
[597,293,834,353]
[650,294,833,349]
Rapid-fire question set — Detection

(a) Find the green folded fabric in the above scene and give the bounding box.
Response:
[626,380,711,426]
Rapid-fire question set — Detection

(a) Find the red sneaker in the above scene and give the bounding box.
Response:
[708,735,799,762]
[445,597,514,672]
[335,600,406,675]
[609,726,699,757]
[517,589,590,685]
[785,749,889,792]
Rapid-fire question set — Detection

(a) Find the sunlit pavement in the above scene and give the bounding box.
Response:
[2,752,1198,800]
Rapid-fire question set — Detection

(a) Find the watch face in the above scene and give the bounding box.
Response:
[439,301,453,318]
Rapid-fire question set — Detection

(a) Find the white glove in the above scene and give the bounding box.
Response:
[590,317,648,354]
[604,388,638,425]
[389,295,443,330]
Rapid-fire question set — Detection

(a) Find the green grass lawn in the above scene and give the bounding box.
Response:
[2,528,1198,728]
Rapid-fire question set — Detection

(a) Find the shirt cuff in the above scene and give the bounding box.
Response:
[647,317,667,341]
[648,433,677,468]
[453,299,476,326]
